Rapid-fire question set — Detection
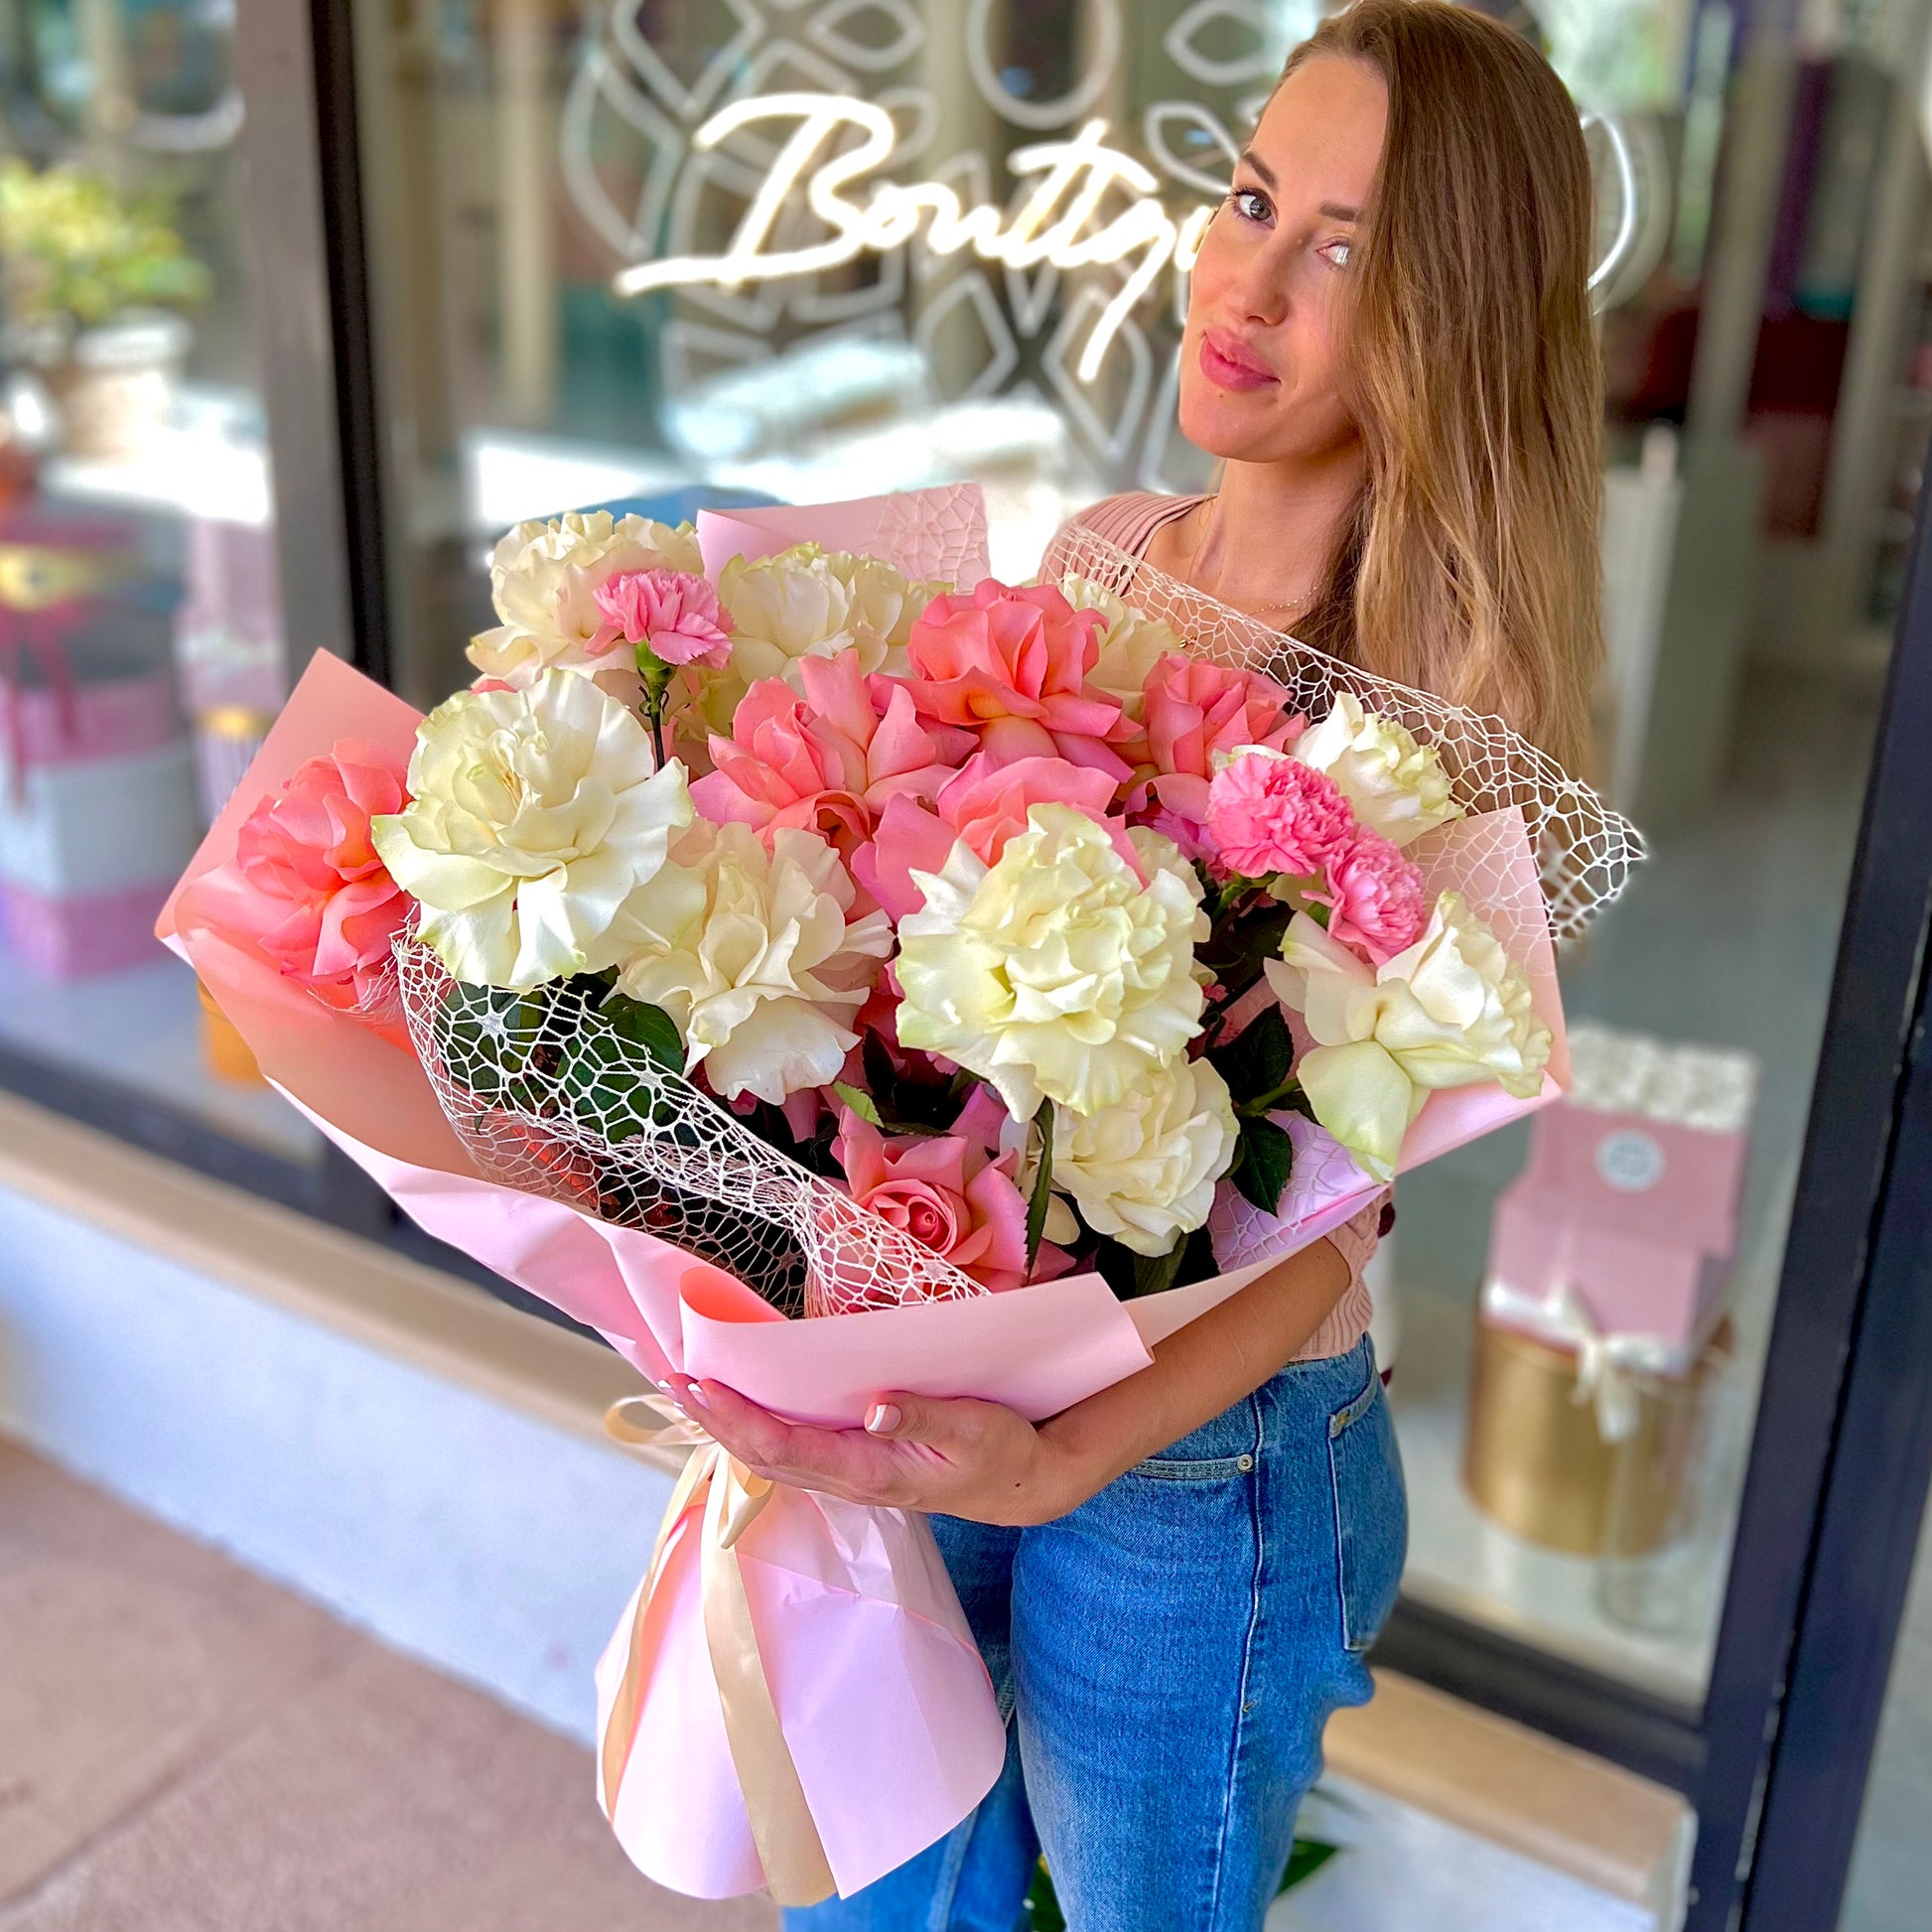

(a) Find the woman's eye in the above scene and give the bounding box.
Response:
[1228,187,1272,225]
[1318,238,1354,269]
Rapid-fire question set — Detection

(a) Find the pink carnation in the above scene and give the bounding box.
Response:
[691,648,970,852]
[835,1111,1035,1293]
[590,567,733,668]
[1130,653,1301,826]
[896,579,1132,778]
[1318,830,1428,964]
[1205,751,1357,880]
[232,741,412,1017]
[855,752,1140,920]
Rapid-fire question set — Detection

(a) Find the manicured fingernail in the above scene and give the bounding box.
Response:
[865,1403,900,1436]
[683,1380,711,1411]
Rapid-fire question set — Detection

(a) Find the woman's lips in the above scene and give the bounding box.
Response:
[1199,329,1278,392]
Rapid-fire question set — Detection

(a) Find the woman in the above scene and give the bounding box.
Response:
[672,3,1603,1925]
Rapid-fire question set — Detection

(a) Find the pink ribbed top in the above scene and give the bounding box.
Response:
[1068,490,1381,1364]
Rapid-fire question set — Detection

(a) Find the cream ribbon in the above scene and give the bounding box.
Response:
[600,1389,837,1907]
[1481,1280,1685,1444]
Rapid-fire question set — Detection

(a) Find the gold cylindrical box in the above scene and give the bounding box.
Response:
[1461,1320,1723,1556]
[198,980,265,1086]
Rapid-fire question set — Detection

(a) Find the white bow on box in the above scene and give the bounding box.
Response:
[1480,1279,1697,1444]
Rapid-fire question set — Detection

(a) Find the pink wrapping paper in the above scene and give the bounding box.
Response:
[696,483,992,589]
[161,644,1570,1902]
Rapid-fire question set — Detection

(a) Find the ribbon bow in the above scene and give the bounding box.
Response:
[1481,1280,1684,1444]
[599,1388,837,1907]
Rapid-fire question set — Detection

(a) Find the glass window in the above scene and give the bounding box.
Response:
[347,0,1923,1719]
[0,0,320,1177]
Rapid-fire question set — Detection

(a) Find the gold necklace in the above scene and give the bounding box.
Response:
[1181,497,1320,626]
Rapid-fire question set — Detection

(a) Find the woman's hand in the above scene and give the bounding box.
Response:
[669,1375,1080,1527]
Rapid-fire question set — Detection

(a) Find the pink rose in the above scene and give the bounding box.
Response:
[691,648,971,852]
[897,579,1132,778]
[232,740,412,1017]
[1317,830,1427,964]
[1205,750,1358,880]
[855,753,1140,920]
[1130,653,1301,826]
[590,567,733,667]
[835,1110,1035,1293]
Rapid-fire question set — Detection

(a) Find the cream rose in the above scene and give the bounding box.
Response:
[834,549,944,661]
[1051,1056,1238,1256]
[468,511,703,687]
[372,669,701,991]
[614,820,893,1105]
[896,803,1207,1121]
[1265,892,1552,1180]
[1060,576,1185,722]
[1292,692,1461,847]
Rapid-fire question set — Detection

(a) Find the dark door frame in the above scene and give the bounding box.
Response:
[1692,458,1932,1932]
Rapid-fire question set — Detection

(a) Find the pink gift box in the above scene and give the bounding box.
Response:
[0,740,199,897]
[1,876,171,977]
[1485,1099,1750,1348]
[0,660,180,770]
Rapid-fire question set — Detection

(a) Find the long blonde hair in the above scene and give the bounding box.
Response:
[1285,0,1602,777]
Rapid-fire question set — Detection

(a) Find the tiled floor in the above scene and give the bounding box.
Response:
[0,1440,773,1932]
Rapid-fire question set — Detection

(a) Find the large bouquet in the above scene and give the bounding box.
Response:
[162,485,1639,1904]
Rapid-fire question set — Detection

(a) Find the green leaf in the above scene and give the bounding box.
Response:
[1229,1113,1298,1215]
[438,981,550,1102]
[1024,1096,1055,1271]
[1093,1224,1221,1302]
[1022,1858,1067,1930]
[830,1081,883,1127]
[600,994,684,1074]
[1280,1837,1340,1891]
[860,1030,900,1111]
[1209,1005,1293,1105]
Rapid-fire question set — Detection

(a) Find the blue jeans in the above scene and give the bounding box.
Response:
[784,1337,1406,1932]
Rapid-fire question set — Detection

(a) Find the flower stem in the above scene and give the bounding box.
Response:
[1237,1076,1303,1118]
[1024,1096,1055,1273]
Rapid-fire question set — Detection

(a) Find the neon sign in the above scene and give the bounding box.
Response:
[613,93,1214,384]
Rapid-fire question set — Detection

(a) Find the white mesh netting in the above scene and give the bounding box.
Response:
[396,938,986,1317]
[1043,525,1645,944]
[399,543,1642,1318]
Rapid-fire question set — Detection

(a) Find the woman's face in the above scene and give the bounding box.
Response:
[1178,55,1389,467]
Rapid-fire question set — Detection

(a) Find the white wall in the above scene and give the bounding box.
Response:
[0,1181,674,1744]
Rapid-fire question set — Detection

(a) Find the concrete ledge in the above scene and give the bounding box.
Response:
[0,1090,675,1740]
[1327,1670,1693,1921]
[0,1090,653,1456]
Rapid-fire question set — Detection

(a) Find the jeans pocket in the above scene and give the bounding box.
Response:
[1128,1398,1258,1481]
[1326,1369,1407,1652]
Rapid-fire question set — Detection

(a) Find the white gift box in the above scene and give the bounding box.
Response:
[0,740,199,897]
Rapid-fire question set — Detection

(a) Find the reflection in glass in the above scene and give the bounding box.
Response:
[0,0,316,1166]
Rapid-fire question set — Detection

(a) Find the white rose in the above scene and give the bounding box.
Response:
[1265,892,1551,1180]
[467,511,703,687]
[716,546,946,701]
[373,669,701,991]
[1292,692,1461,847]
[829,549,945,658]
[896,803,1207,1121]
[614,821,893,1105]
[1051,1056,1238,1256]
[1061,575,1185,722]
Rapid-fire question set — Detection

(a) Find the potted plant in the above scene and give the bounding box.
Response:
[0,160,210,461]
